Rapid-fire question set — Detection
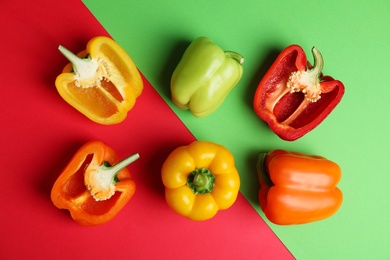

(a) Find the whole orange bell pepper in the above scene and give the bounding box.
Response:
[55,36,143,125]
[51,141,139,226]
[161,141,240,221]
[257,150,343,225]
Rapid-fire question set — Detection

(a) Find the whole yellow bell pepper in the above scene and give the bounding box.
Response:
[55,36,143,125]
[161,141,240,221]
[171,37,244,118]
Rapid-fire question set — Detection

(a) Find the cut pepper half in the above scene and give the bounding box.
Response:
[55,36,143,125]
[51,141,139,225]
[253,45,345,141]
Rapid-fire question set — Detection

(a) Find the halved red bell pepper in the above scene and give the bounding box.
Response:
[253,45,345,141]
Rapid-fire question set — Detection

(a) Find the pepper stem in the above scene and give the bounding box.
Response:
[286,46,324,102]
[84,153,140,201]
[58,46,96,75]
[100,153,140,178]
[187,168,215,194]
[310,47,324,78]
[58,45,103,88]
[256,153,273,186]
[225,51,244,65]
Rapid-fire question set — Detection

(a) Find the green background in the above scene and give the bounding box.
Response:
[83,0,390,259]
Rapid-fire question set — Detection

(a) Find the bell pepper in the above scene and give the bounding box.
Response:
[257,150,343,225]
[171,37,244,118]
[161,141,240,221]
[253,45,345,141]
[55,36,143,125]
[51,140,140,226]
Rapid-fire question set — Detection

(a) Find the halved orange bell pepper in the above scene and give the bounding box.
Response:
[257,150,343,225]
[51,141,139,226]
[55,36,143,125]
[161,141,240,221]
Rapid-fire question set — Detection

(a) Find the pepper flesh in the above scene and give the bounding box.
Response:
[171,37,244,118]
[161,141,240,221]
[51,141,139,226]
[257,150,343,225]
[55,36,143,125]
[253,45,345,141]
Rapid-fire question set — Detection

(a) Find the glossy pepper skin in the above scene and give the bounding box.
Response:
[253,45,345,141]
[55,36,143,125]
[161,141,240,221]
[171,37,244,118]
[51,141,139,226]
[257,150,343,225]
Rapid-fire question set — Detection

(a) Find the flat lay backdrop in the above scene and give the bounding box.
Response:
[1,0,389,259]
[83,0,390,259]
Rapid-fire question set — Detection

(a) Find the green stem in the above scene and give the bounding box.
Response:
[187,168,215,194]
[256,153,273,186]
[100,153,140,182]
[225,51,244,65]
[309,47,324,77]
[58,45,99,79]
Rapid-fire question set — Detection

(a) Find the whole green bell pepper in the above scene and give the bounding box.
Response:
[170,37,244,118]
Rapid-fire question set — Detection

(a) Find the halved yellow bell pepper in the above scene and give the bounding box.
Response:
[161,141,240,221]
[55,36,143,125]
[171,37,244,118]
